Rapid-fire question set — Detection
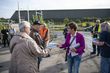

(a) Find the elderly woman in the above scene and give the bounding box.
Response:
[94,22,110,73]
[9,21,48,73]
[57,22,85,73]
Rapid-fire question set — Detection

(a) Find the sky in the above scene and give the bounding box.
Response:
[0,0,110,18]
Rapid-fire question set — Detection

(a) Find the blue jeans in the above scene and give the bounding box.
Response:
[100,57,110,73]
[67,55,81,73]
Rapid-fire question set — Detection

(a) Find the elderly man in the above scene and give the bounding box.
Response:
[9,21,48,73]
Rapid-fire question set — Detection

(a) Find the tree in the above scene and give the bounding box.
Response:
[63,18,69,25]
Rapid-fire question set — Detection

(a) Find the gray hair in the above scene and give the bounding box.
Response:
[19,21,31,32]
[101,21,110,32]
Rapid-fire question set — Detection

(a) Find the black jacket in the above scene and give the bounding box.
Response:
[99,31,110,58]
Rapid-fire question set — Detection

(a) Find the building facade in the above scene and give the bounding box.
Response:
[11,9,110,22]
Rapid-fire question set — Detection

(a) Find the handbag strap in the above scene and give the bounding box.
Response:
[69,36,76,47]
[104,42,110,48]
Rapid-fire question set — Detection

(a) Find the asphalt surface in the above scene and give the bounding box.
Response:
[0,31,100,73]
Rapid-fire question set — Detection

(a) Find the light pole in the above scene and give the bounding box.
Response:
[17,1,21,23]
[27,7,30,22]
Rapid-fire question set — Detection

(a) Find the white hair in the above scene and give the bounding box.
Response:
[101,21,110,32]
[19,21,31,32]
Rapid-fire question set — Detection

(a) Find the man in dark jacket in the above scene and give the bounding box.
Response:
[30,21,42,72]
[1,28,9,47]
[30,21,49,72]
[93,22,110,73]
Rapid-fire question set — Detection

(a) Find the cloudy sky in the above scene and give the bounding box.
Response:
[0,0,110,18]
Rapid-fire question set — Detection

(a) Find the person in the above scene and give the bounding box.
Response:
[9,21,48,73]
[9,27,16,39]
[63,24,69,61]
[30,21,42,47]
[57,22,85,73]
[1,27,9,47]
[63,24,68,39]
[91,19,101,56]
[93,22,110,73]
[30,21,48,72]
[39,23,50,48]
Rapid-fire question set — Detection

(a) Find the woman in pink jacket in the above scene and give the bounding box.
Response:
[57,22,85,73]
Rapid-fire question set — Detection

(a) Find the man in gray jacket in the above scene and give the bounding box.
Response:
[9,21,48,73]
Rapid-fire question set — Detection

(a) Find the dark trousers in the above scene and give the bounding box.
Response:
[92,43,100,54]
[37,57,42,71]
[92,34,100,55]
[2,38,9,47]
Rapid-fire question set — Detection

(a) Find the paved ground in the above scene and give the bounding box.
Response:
[0,31,100,73]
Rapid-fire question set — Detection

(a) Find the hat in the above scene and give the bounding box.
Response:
[33,21,41,25]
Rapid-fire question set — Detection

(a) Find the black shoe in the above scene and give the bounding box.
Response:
[90,52,96,55]
[37,70,40,72]
[43,54,50,58]
[46,54,50,57]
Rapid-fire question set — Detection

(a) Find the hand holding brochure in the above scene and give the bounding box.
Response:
[73,43,80,49]
[92,38,98,43]
[92,38,99,45]
[70,43,80,57]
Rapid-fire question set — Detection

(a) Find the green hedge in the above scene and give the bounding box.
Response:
[0,23,9,30]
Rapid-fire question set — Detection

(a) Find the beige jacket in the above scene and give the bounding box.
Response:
[9,32,45,73]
